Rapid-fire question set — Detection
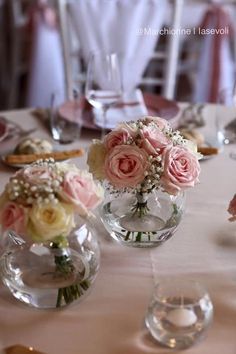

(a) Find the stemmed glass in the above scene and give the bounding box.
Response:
[85,51,122,138]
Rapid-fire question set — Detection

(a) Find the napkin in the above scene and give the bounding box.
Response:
[93,89,148,129]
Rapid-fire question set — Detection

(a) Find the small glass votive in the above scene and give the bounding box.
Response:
[145,279,213,350]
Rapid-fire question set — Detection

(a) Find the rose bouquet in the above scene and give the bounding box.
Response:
[0,158,103,307]
[228,194,236,222]
[87,116,201,244]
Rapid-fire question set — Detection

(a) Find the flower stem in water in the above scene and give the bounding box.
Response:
[51,239,90,308]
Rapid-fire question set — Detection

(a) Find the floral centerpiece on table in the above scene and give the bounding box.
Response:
[87,116,201,244]
[0,159,103,307]
[228,194,236,221]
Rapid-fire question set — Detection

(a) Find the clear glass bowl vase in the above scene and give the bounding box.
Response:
[100,189,185,248]
[0,222,100,309]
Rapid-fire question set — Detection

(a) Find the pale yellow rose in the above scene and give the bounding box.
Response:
[87,140,106,180]
[184,139,202,160]
[27,202,75,242]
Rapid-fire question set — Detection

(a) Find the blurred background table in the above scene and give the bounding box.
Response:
[1,0,236,110]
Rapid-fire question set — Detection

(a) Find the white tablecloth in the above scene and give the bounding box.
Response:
[0,104,236,353]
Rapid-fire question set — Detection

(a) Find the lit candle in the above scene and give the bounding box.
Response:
[166,308,197,327]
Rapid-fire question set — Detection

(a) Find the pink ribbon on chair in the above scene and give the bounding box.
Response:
[194,5,234,103]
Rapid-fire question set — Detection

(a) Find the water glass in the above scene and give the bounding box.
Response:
[50,92,82,144]
[145,279,213,350]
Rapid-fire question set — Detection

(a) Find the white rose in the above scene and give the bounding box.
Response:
[184,140,202,160]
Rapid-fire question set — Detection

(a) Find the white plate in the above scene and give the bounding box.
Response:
[1,155,29,168]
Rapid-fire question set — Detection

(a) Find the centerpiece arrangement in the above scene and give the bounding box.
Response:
[88,116,201,247]
[0,158,103,308]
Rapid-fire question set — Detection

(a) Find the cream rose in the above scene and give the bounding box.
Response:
[27,202,75,242]
[184,139,202,160]
[161,146,200,195]
[104,145,149,188]
[87,140,106,180]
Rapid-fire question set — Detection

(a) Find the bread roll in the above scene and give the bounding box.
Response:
[179,129,204,147]
[14,138,53,155]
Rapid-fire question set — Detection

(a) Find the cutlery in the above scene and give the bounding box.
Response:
[15,128,37,138]
[0,116,37,140]
[6,128,37,140]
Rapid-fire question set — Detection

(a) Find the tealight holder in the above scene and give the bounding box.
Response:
[145,279,213,350]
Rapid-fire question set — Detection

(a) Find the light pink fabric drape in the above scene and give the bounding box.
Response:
[194,5,234,103]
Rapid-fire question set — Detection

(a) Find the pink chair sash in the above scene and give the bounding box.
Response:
[194,5,234,103]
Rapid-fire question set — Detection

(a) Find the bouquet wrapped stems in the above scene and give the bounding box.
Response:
[51,237,90,308]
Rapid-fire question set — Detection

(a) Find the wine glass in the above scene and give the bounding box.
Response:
[85,51,122,138]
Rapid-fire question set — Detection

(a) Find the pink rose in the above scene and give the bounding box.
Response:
[0,202,27,234]
[160,146,200,195]
[104,128,131,150]
[144,116,170,130]
[61,171,103,214]
[228,194,236,221]
[104,145,149,188]
[140,125,171,155]
[116,122,137,137]
[22,166,53,185]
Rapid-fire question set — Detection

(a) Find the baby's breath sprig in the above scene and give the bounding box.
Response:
[6,158,64,206]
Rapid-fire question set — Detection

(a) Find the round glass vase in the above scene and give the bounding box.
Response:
[0,221,100,309]
[100,189,185,248]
